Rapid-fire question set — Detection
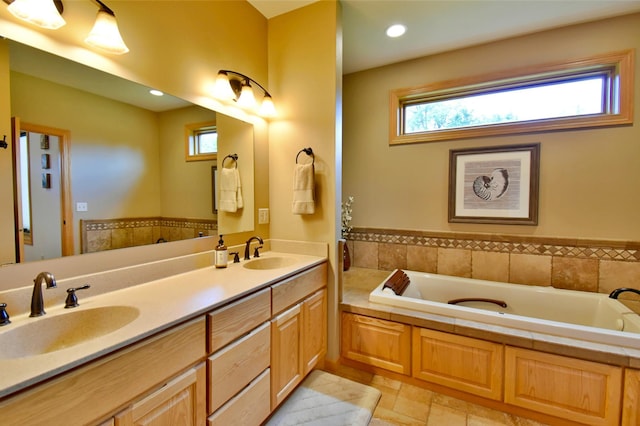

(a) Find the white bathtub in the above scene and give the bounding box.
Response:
[369,270,640,349]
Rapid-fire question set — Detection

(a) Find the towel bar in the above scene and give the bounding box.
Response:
[222,153,238,168]
[296,147,314,164]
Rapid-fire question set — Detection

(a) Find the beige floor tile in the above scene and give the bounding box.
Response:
[468,414,511,426]
[393,394,430,422]
[371,374,403,390]
[426,403,467,426]
[397,383,434,405]
[373,406,426,426]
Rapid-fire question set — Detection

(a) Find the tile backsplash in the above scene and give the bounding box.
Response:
[81,217,217,253]
[347,227,640,311]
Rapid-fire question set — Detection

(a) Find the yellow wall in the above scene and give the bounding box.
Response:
[268,1,341,359]
[0,42,13,263]
[343,13,640,241]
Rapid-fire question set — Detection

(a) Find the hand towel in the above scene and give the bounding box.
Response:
[292,163,315,214]
[219,168,243,212]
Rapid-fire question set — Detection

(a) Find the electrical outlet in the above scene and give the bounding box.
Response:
[76,202,88,212]
[258,208,269,224]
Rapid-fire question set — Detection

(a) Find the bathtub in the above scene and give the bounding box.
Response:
[369,270,640,349]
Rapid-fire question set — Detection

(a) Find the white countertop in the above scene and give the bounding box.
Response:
[0,251,326,398]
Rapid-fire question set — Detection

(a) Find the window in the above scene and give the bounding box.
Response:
[185,121,217,161]
[390,50,634,144]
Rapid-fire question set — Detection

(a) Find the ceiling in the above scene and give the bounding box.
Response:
[249,0,640,74]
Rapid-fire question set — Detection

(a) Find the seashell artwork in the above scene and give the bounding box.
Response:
[472,168,509,201]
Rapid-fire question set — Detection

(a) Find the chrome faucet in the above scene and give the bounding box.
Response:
[30,272,57,317]
[609,287,640,299]
[244,236,264,260]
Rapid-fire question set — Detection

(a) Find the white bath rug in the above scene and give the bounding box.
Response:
[264,370,381,426]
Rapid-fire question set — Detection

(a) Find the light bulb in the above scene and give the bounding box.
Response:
[259,95,277,117]
[237,83,257,109]
[212,72,236,101]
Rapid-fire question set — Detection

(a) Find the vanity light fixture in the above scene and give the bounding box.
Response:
[213,70,276,118]
[85,0,129,54]
[5,0,66,29]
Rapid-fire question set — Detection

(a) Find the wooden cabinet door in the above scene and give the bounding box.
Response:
[271,304,303,409]
[505,346,621,426]
[412,328,503,401]
[341,312,411,374]
[622,368,640,425]
[302,288,327,374]
[114,363,206,426]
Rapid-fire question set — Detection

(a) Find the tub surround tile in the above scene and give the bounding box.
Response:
[530,332,629,366]
[354,241,379,269]
[407,245,438,273]
[509,254,551,286]
[453,319,534,349]
[472,251,509,282]
[551,257,599,292]
[599,260,640,300]
[437,248,472,278]
[379,243,408,271]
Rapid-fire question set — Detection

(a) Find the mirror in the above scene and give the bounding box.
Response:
[6,40,255,262]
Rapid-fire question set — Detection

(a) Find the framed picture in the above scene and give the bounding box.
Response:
[40,134,49,150]
[42,173,51,189]
[448,143,540,225]
[41,153,50,169]
[211,166,218,214]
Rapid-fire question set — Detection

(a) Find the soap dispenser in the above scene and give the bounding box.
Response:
[215,235,229,268]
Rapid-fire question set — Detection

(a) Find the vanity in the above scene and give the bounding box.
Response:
[0,245,328,425]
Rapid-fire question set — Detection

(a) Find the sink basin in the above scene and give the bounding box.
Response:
[243,256,297,270]
[0,306,140,359]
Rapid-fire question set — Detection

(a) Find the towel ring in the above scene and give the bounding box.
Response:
[296,147,314,165]
[222,153,238,168]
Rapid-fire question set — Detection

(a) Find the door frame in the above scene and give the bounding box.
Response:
[12,119,73,261]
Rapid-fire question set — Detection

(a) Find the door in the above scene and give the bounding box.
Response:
[11,119,73,262]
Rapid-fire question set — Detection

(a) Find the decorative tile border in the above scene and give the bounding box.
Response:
[347,228,640,262]
[81,217,217,253]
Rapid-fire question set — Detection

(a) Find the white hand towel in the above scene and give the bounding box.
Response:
[219,168,243,212]
[292,163,315,214]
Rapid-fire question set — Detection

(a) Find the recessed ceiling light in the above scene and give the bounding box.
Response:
[149,89,164,96]
[386,24,406,38]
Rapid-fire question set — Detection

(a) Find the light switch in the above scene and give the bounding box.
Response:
[258,208,269,224]
[76,202,88,212]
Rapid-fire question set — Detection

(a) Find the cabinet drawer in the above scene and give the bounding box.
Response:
[505,346,621,425]
[208,287,271,352]
[271,263,327,315]
[412,328,503,401]
[208,322,270,414]
[341,312,411,375]
[208,368,270,426]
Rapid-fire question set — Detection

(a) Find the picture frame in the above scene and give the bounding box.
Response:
[211,166,218,214]
[448,143,540,225]
[42,173,51,189]
[40,134,49,150]
[41,153,50,169]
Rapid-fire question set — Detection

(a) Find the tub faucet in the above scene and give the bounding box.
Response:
[609,287,640,299]
[244,236,264,260]
[30,272,57,317]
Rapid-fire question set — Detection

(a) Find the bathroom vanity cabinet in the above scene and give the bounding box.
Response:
[271,264,327,409]
[341,312,625,425]
[206,288,272,425]
[0,257,328,426]
[0,318,206,425]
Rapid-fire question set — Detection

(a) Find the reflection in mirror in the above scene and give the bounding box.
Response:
[6,40,255,263]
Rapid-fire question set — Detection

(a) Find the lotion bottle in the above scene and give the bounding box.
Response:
[215,235,228,268]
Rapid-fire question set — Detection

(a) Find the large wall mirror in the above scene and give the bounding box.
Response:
[6,40,255,263]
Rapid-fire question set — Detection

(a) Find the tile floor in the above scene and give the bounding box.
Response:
[330,364,549,426]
